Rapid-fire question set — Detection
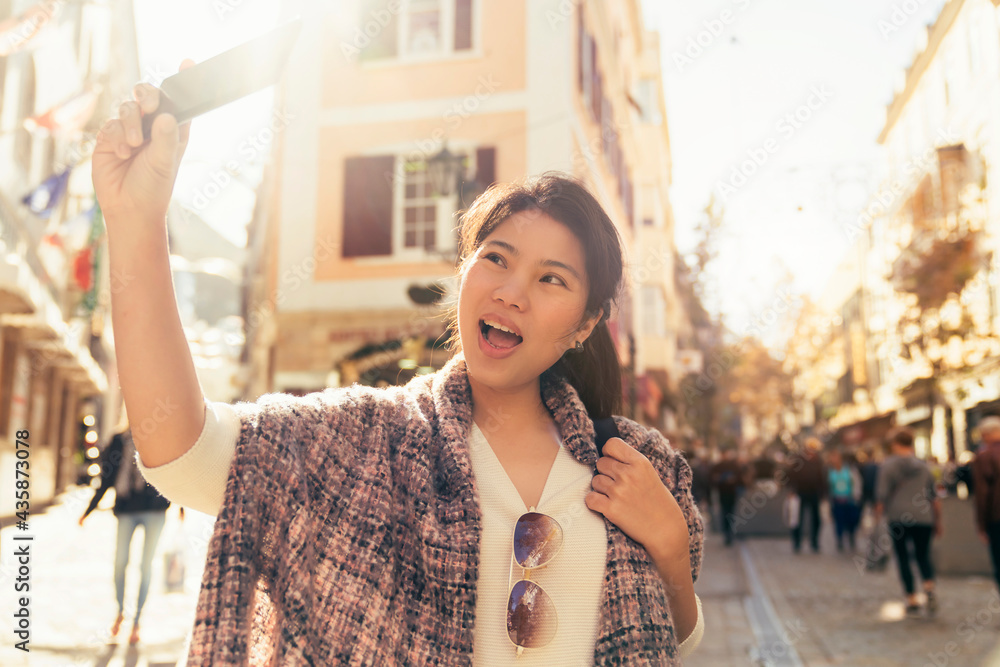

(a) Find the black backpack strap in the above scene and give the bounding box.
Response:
[592,417,620,458]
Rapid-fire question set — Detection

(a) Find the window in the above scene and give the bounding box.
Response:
[359,0,474,62]
[402,160,438,250]
[641,286,666,338]
[342,147,495,260]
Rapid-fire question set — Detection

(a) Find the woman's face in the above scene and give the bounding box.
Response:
[457,210,601,393]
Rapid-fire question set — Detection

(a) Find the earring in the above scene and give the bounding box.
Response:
[573,341,584,353]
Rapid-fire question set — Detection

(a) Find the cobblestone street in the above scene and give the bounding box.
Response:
[690,516,1000,666]
[4,488,1000,665]
[0,485,215,667]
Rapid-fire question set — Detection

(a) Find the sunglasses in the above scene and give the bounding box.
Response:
[506,509,564,654]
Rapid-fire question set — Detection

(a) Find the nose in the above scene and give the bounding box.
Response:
[492,277,527,311]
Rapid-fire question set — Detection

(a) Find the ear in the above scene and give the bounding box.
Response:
[577,307,604,342]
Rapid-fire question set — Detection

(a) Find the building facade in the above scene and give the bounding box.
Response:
[245,0,683,429]
[0,0,140,515]
[791,0,1000,460]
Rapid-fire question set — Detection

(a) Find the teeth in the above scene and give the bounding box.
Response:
[482,319,519,336]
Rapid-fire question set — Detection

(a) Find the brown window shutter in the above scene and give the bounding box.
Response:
[359,0,398,60]
[342,155,395,258]
[455,0,473,51]
[475,147,496,191]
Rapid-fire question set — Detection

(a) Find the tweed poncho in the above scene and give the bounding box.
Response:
[185,353,703,665]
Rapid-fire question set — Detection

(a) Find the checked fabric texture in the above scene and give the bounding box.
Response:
[184,353,704,665]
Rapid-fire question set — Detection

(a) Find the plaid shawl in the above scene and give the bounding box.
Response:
[185,354,703,665]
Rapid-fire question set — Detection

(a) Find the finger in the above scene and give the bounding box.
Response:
[98,118,130,160]
[147,113,180,173]
[585,491,609,514]
[133,83,160,115]
[602,437,637,463]
[119,101,144,147]
[591,473,617,496]
[596,456,618,479]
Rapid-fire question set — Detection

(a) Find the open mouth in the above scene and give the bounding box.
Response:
[480,318,524,349]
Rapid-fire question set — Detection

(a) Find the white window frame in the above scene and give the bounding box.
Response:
[361,0,481,67]
[353,142,478,264]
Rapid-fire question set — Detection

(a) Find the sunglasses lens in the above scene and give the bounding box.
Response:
[513,512,563,568]
[507,580,557,648]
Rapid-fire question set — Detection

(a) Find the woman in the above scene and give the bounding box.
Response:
[92,76,703,665]
[826,449,861,552]
[79,410,171,645]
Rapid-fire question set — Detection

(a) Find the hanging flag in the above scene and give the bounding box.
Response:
[79,202,105,314]
[0,2,58,57]
[24,85,101,135]
[72,245,93,292]
[21,166,72,218]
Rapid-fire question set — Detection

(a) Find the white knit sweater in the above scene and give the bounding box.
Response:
[137,401,703,662]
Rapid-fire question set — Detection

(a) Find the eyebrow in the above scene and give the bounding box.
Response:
[483,239,582,282]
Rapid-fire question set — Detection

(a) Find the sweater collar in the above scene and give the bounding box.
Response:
[431,354,601,477]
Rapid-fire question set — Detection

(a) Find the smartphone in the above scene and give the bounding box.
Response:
[141,17,302,140]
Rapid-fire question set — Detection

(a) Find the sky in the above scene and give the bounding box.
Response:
[133,0,282,247]
[645,0,947,342]
[133,0,948,346]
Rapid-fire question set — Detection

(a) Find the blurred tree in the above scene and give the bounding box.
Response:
[888,148,1000,457]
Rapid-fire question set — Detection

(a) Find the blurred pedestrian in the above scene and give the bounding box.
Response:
[79,410,171,645]
[827,449,861,552]
[711,445,744,546]
[786,437,827,554]
[689,448,713,522]
[858,447,881,518]
[971,416,1000,594]
[876,428,941,617]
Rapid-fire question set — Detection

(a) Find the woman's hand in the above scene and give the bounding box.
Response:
[586,437,690,568]
[92,61,193,233]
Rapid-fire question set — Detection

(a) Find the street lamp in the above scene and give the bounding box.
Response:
[427,143,464,197]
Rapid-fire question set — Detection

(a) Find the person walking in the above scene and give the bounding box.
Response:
[876,428,941,617]
[90,79,705,665]
[827,449,861,552]
[711,446,744,546]
[786,437,827,553]
[79,412,171,645]
[858,446,881,519]
[971,416,1000,594]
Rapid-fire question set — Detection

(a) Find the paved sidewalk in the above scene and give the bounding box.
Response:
[687,514,1000,666]
[746,534,1000,666]
[686,530,759,666]
[0,484,214,667]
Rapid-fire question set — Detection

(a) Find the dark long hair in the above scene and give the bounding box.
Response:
[448,173,624,418]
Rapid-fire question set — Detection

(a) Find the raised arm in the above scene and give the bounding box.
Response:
[92,66,206,468]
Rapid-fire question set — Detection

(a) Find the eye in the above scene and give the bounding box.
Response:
[540,274,567,287]
[483,252,506,267]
